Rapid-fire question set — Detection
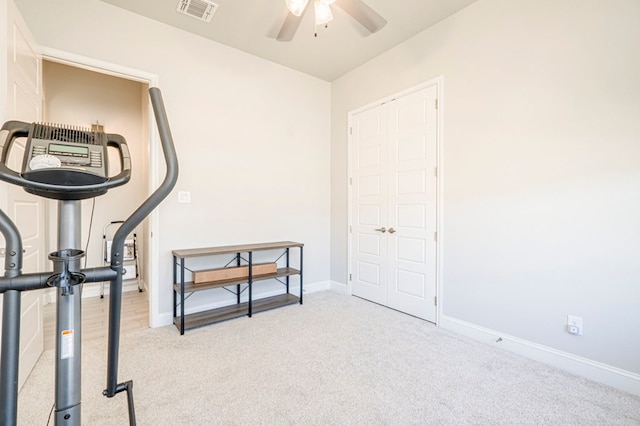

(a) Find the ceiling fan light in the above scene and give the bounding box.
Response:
[286,0,309,17]
[314,0,334,26]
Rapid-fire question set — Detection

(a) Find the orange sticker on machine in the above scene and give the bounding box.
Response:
[61,329,74,359]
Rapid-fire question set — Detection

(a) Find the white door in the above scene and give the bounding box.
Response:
[351,84,438,322]
[350,102,389,305]
[0,0,45,390]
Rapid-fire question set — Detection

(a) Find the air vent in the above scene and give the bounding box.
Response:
[176,0,218,23]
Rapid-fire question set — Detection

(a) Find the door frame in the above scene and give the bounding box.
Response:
[40,46,164,328]
[347,76,444,324]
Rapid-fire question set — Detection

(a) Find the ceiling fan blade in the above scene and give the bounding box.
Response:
[335,0,387,34]
[276,4,310,42]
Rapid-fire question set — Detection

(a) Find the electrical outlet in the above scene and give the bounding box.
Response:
[567,315,583,336]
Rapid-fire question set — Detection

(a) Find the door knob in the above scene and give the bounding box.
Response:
[388,228,396,234]
[374,227,386,233]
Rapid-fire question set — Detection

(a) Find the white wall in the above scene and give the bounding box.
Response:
[332,0,640,385]
[15,0,331,323]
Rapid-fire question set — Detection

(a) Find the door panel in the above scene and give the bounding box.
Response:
[1,0,45,391]
[397,170,427,195]
[351,104,388,304]
[387,85,437,321]
[396,269,426,298]
[6,141,45,391]
[351,83,438,322]
[12,83,39,120]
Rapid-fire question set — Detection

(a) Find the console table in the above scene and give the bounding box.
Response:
[172,241,303,334]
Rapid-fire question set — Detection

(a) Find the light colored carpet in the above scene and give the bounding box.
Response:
[18,291,640,425]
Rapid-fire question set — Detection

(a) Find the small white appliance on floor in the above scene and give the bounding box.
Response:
[102,221,140,297]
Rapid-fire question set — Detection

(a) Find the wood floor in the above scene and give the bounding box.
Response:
[43,290,149,351]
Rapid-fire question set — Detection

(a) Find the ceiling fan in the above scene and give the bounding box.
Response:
[277,0,387,41]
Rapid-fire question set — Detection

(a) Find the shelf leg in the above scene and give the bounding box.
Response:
[299,246,304,305]
[286,248,290,295]
[236,253,241,304]
[248,251,253,317]
[180,257,185,335]
[172,256,177,319]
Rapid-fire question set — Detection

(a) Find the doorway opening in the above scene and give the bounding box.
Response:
[39,54,160,330]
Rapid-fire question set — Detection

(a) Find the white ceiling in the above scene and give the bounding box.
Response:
[99,0,478,81]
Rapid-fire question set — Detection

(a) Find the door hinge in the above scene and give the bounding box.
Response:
[349,225,352,233]
[349,177,353,185]
[349,273,352,281]
[434,296,437,306]
[435,98,438,109]
[434,231,438,242]
[350,127,353,135]
[434,167,438,177]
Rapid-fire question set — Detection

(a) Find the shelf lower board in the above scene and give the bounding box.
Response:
[174,293,301,332]
[252,293,300,314]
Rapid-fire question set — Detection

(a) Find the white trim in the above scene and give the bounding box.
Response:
[435,76,445,325]
[39,46,163,329]
[440,314,640,397]
[330,280,349,294]
[346,76,444,324]
[80,281,142,299]
[304,280,332,293]
[40,47,156,84]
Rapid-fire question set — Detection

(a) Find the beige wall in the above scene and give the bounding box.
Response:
[16,0,331,325]
[332,0,640,380]
[14,0,640,393]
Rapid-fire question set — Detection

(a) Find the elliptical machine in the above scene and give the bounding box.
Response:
[0,88,178,425]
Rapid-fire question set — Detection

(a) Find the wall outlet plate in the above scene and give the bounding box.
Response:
[567,315,583,336]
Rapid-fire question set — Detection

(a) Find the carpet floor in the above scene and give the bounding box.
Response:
[18,291,640,425]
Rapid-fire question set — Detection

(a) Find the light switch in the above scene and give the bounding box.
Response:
[178,191,191,203]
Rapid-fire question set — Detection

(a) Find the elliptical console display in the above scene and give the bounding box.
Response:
[0,120,131,200]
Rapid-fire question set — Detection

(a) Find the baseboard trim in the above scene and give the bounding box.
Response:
[304,280,331,293]
[439,314,640,396]
[329,280,349,294]
[81,280,142,299]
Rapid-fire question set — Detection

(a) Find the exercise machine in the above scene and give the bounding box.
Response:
[0,87,178,425]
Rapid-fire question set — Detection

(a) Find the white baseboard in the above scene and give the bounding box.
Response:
[157,311,174,328]
[329,280,349,294]
[42,280,144,304]
[80,280,143,299]
[439,314,640,397]
[303,280,331,294]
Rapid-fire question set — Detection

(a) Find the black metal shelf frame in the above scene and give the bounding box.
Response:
[172,241,304,335]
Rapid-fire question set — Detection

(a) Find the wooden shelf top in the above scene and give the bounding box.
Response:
[172,241,303,258]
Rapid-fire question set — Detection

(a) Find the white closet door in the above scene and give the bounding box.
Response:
[3,0,45,390]
[351,103,389,305]
[350,83,438,322]
[386,85,438,321]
